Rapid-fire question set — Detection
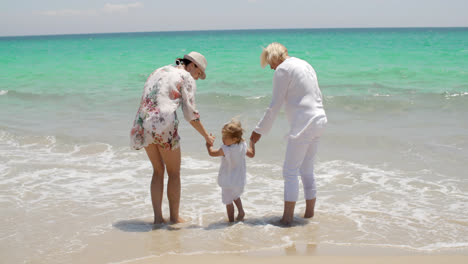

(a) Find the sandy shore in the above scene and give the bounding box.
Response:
[120,255,468,264]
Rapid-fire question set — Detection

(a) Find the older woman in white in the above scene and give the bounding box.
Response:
[250,43,327,225]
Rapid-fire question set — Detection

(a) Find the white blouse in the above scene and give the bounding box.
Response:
[254,57,327,139]
[218,141,247,188]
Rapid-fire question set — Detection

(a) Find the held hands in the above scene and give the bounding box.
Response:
[205,133,215,147]
[205,142,212,149]
[246,139,256,158]
[250,131,261,144]
[205,134,214,155]
[205,134,223,157]
[246,131,258,158]
[249,140,255,151]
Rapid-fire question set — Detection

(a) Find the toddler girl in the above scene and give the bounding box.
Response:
[206,119,255,222]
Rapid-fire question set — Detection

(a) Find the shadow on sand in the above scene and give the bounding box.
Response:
[113,215,310,233]
[112,219,183,232]
[203,215,309,230]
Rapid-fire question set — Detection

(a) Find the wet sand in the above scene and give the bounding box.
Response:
[120,255,468,264]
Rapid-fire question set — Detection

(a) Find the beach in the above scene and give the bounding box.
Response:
[1,28,467,263]
[120,256,468,264]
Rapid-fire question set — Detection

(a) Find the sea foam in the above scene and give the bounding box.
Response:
[1,129,468,259]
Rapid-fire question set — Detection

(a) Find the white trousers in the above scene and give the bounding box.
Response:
[283,137,319,202]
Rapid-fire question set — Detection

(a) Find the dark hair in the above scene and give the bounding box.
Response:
[175,58,192,66]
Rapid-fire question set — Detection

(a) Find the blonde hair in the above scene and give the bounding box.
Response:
[222,119,244,144]
[260,42,288,68]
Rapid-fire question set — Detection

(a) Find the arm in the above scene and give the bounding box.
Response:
[190,120,215,145]
[254,68,289,138]
[246,140,255,158]
[206,143,225,157]
[181,74,215,145]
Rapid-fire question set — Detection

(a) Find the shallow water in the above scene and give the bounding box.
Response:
[1,28,468,263]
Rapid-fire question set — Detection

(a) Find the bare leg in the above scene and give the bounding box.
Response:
[159,146,184,224]
[234,198,245,221]
[226,203,235,222]
[144,144,165,224]
[304,198,316,218]
[280,201,296,226]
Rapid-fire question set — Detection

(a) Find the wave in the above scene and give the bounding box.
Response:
[1,89,76,100]
[197,83,468,99]
[3,84,466,104]
[324,91,468,112]
[445,91,468,97]
[1,129,467,258]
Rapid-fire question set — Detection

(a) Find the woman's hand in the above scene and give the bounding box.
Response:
[250,131,261,144]
[205,133,215,146]
[189,119,215,146]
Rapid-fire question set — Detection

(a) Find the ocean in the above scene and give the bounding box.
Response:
[1,28,467,263]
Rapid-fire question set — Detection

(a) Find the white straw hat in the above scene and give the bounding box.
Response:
[184,51,207,80]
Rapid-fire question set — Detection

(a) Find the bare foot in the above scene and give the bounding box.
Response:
[236,211,245,221]
[280,216,293,226]
[154,217,166,225]
[280,201,295,226]
[304,198,316,219]
[304,212,314,218]
[170,217,185,224]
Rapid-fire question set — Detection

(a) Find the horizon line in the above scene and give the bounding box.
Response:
[1,26,467,38]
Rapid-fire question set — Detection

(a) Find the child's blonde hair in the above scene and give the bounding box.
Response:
[222,119,244,144]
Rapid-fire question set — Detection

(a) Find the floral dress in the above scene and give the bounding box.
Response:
[130,65,200,150]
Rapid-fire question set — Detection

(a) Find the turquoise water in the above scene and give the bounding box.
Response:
[1,28,467,146]
[1,29,468,263]
[1,28,467,98]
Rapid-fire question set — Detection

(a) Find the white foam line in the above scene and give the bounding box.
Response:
[109,239,295,264]
[0,233,17,241]
[181,157,218,170]
[446,92,468,97]
[246,95,266,100]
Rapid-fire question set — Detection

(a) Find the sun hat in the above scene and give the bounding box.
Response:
[184,51,207,80]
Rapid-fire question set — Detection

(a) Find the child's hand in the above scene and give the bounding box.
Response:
[205,133,215,146]
[247,140,255,158]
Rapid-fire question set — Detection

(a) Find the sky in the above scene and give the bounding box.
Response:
[1,0,467,36]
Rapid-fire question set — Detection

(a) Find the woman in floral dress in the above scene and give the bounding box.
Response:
[130,52,214,224]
